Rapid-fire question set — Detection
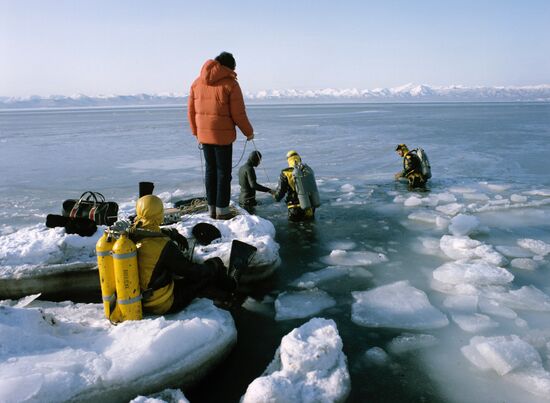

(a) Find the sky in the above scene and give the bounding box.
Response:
[1,0,549,97]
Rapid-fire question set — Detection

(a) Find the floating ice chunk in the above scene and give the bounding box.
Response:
[433,260,513,286]
[130,389,189,403]
[449,186,477,194]
[462,335,541,376]
[452,313,499,333]
[340,183,355,193]
[462,192,490,201]
[364,347,389,365]
[351,281,449,330]
[274,289,336,321]
[241,318,350,403]
[408,211,450,229]
[321,249,388,266]
[448,214,480,236]
[517,238,550,257]
[436,203,464,216]
[417,237,442,256]
[393,195,406,204]
[524,188,550,197]
[434,192,458,203]
[510,258,539,271]
[510,194,528,203]
[430,277,481,296]
[242,297,274,317]
[495,245,533,258]
[478,297,517,319]
[439,236,506,265]
[443,295,479,312]
[481,183,512,192]
[327,240,357,251]
[387,333,438,354]
[507,367,550,399]
[404,196,422,207]
[474,244,507,266]
[486,286,550,312]
[291,266,371,289]
[439,235,482,260]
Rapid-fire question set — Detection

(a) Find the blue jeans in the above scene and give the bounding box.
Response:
[202,144,233,208]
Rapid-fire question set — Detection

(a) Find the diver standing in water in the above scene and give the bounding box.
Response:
[238,151,273,213]
[394,143,431,189]
[273,150,321,222]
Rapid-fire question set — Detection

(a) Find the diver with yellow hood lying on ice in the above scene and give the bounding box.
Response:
[129,195,252,314]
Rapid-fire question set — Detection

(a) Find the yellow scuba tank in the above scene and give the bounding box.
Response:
[95,231,116,319]
[112,233,142,321]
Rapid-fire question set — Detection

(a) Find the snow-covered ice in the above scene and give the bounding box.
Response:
[0,298,236,402]
[241,318,350,403]
[321,249,388,267]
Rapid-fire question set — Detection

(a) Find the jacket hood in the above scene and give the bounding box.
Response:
[200,59,237,85]
[247,151,262,167]
[134,195,164,231]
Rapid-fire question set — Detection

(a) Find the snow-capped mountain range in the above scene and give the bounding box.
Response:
[2,84,550,108]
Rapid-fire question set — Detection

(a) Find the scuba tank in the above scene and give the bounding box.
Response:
[293,163,321,209]
[96,231,116,319]
[111,233,142,321]
[412,148,432,179]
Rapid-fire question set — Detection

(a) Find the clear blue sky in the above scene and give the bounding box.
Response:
[1,0,549,97]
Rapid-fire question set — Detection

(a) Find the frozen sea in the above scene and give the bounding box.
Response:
[1,102,550,402]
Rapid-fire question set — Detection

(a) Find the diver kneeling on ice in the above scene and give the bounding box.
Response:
[394,143,431,189]
[273,150,321,222]
[131,195,250,314]
[238,150,273,213]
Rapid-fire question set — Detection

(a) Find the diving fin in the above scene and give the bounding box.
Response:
[229,240,257,274]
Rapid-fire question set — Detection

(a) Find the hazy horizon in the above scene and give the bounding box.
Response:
[1,0,549,97]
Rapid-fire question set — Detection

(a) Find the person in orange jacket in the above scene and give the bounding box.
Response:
[188,52,254,220]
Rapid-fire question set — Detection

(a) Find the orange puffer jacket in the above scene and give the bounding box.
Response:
[188,59,253,145]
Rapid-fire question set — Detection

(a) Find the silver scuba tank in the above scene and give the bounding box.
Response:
[293,163,321,209]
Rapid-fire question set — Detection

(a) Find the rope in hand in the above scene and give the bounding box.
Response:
[231,139,248,169]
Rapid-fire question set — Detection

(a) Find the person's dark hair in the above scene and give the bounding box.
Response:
[215,52,236,70]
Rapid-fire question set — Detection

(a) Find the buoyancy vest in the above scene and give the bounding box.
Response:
[136,236,174,315]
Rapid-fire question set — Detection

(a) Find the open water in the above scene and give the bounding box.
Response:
[1,103,550,402]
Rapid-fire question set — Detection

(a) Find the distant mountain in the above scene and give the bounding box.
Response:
[2,84,550,109]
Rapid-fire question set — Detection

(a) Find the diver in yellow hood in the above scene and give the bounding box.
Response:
[273,150,320,222]
[130,195,240,314]
[394,143,427,189]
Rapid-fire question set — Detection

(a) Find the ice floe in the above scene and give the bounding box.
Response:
[321,249,388,267]
[451,313,499,333]
[433,260,513,287]
[241,318,350,403]
[462,335,550,398]
[0,298,236,402]
[387,333,438,354]
[363,347,390,365]
[439,235,507,265]
[130,389,189,403]
[351,281,449,330]
[274,289,336,321]
[517,238,550,257]
[448,214,480,236]
[290,266,372,289]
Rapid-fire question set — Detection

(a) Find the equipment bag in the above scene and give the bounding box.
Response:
[412,148,432,179]
[62,191,118,226]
